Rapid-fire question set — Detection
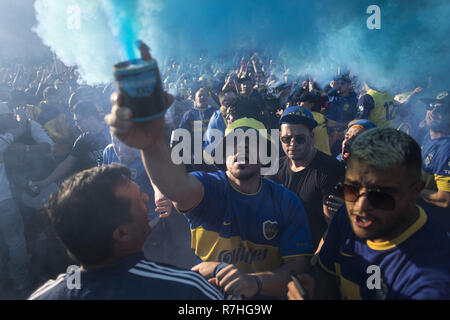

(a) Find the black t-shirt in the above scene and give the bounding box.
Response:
[269,151,345,248]
[70,129,109,171]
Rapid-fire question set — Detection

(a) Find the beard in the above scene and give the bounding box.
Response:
[228,164,260,181]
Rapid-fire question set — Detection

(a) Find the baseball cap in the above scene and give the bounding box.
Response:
[279,105,318,130]
[348,119,376,131]
[0,102,11,115]
[420,91,450,107]
[237,75,252,83]
[206,117,277,165]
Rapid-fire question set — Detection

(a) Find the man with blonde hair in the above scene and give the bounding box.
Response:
[288,128,450,300]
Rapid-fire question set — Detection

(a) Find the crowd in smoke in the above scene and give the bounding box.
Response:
[0,45,444,299]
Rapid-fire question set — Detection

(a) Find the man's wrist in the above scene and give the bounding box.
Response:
[251,275,262,297]
[213,263,229,277]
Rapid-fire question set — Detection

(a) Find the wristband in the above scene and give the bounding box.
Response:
[252,275,262,297]
[212,263,230,277]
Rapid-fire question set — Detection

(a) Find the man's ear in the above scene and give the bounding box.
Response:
[112,224,132,243]
[413,180,425,195]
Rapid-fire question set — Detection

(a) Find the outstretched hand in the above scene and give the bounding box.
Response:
[104,93,168,151]
[104,40,173,150]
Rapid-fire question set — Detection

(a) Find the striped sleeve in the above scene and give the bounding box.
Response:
[129,260,225,300]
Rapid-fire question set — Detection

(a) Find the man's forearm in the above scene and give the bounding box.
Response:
[140,135,204,211]
[252,256,311,297]
[42,155,76,186]
[420,189,450,208]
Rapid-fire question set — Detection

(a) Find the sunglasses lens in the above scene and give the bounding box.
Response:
[281,136,290,144]
[342,184,396,210]
[427,104,443,113]
[367,191,396,210]
[343,184,360,202]
[281,136,306,144]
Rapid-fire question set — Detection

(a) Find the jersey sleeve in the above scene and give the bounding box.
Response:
[279,191,314,258]
[178,111,191,130]
[403,268,450,300]
[356,94,375,119]
[433,150,450,192]
[318,206,348,275]
[179,171,223,226]
[102,144,115,166]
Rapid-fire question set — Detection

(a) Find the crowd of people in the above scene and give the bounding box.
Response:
[0,44,449,300]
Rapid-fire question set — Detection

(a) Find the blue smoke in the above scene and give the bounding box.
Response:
[101,0,139,60]
[33,0,450,90]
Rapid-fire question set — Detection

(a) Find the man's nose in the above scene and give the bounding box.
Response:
[353,190,373,212]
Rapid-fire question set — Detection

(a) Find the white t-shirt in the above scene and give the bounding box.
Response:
[29,120,55,153]
[0,133,13,202]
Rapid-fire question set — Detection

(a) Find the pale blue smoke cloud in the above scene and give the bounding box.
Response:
[33,0,450,91]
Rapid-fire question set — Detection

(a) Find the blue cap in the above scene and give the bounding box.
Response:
[279,106,318,130]
[348,119,376,131]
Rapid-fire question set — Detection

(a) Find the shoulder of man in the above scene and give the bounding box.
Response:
[266,156,289,182]
[262,175,307,209]
[127,258,225,300]
[393,210,450,299]
[314,150,346,172]
[28,273,68,300]
[422,135,450,173]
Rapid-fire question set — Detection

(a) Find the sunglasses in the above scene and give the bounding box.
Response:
[426,104,445,112]
[280,135,307,145]
[335,183,397,211]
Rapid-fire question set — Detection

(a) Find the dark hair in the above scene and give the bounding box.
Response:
[298,92,317,104]
[45,164,132,266]
[73,101,99,119]
[227,96,264,124]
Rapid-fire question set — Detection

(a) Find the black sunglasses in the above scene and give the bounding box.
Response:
[426,104,445,112]
[335,183,397,211]
[280,135,307,145]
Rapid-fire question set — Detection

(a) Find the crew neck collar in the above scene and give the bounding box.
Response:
[366,206,427,251]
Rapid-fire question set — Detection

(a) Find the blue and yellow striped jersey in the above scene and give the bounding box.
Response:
[421,133,450,192]
[319,206,450,299]
[184,170,314,273]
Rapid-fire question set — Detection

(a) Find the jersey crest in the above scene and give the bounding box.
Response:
[263,220,279,240]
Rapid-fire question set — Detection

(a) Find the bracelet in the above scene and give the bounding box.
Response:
[252,275,262,297]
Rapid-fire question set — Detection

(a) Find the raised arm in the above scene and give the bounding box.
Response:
[105,93,204,212]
